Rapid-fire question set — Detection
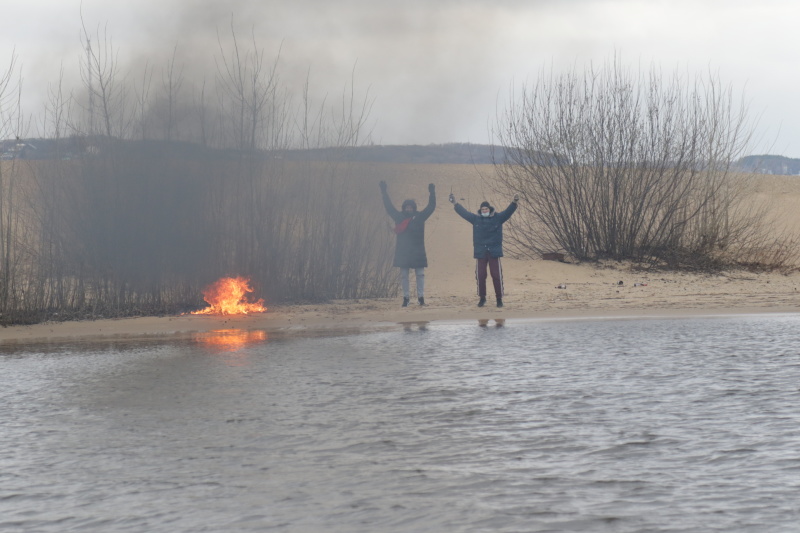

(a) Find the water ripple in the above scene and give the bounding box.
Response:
[3,315,800,531]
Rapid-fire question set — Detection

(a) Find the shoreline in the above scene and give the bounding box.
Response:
[2,300,799,346]
[3,251,800,345]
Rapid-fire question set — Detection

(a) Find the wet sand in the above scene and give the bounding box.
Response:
[2,257,799,344]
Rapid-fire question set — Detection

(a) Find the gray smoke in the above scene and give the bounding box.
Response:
[7,0,525,145]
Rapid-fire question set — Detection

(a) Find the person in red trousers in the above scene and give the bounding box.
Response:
[450,193,518,307]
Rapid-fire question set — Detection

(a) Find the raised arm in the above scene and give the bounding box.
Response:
[495,197,519,224]
[379,180,402,221]
[453,200,478,224]
[417,183,437,221]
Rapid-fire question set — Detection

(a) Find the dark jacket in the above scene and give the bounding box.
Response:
[382,188,436,268]
[454,202,517,258]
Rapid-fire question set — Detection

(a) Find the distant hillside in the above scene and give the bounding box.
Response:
[7,138,800,172]
[1,138,502,164]
[736,155,800,176]
[278,143,500,164]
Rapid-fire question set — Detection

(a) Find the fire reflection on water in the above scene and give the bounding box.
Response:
[192,329,268,354]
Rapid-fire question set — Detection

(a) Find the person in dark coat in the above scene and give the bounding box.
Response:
[380,181,436,306]
[450,193,518,307]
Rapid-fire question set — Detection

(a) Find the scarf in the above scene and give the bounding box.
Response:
[394,217,413,234]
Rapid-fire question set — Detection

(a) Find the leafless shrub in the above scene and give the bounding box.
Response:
[490,58,793,271]
[0,51,34,323]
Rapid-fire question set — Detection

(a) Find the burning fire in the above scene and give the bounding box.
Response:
[192,276,266,315]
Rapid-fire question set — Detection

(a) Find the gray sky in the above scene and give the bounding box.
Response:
[3,0,799,156]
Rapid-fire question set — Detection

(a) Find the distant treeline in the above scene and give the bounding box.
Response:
[2,139,505,165]
[6,138,800,172]
[736,155,800,176]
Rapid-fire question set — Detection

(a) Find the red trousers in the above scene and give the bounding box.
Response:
[476,253,503,298]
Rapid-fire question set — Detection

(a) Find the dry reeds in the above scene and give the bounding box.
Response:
[0,26,390,325]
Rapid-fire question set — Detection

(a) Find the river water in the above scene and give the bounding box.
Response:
[2,314,800,532]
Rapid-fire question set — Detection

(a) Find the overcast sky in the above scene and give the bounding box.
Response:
[3,0,799,156]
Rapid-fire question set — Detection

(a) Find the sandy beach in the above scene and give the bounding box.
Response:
[2,164,800,344]
[2,257,799,345]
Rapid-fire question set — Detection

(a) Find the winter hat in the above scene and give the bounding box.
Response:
[479,201,492,210]
[401,199,417,211]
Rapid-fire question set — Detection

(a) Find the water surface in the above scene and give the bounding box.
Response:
[3,315,800,532]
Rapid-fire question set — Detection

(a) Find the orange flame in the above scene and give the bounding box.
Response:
[192,276,266,315]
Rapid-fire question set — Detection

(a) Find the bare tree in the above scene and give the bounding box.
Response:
[491,59,775,269]
[40,65,72,143]
[160,43,184,141]
[79,16,130,137]
[331,65,374,148]
[0,51,24,317]
[134,61,154,140]
[194,78,210,147]
[0,50,19,140]
[214,21,286,152]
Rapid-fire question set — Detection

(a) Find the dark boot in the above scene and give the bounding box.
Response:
[418,297,425,306]
[496,298,503,308]
[477,297,486,307]
[402,297,409,307]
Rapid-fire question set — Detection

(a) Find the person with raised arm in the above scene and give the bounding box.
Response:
[449,192,518,307]
[380,181,436,307]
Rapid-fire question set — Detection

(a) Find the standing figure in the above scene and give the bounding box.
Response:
[450,193,518,307]
[380,181,436,306]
